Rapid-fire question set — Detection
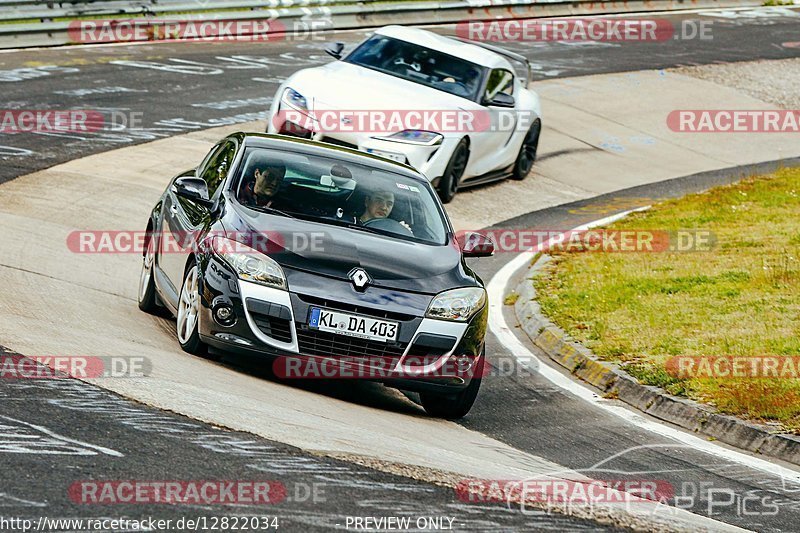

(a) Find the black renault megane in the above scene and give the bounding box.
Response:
[138,133,494,418]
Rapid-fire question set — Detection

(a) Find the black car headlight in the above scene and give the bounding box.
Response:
[212,236,287,290]
[426,287,486,322]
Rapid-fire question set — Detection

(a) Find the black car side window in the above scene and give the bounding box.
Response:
[198,140,237,198]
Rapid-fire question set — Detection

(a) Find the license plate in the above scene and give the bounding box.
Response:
[365,148,405,163]
[309,308,399,343]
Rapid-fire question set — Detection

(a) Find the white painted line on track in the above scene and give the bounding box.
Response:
[487,208,800,485]
[0,414,124,457]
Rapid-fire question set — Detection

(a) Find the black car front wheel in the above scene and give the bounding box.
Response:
[177,262,206,355]
[138,236,159,313]
[420,349,484,419]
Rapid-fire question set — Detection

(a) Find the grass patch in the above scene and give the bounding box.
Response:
[534,167,800,432]
[504,292,520,306]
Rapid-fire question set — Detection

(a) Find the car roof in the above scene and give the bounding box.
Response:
[237,133,428,183]
[374,25,514,70]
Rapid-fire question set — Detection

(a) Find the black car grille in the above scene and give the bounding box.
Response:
[297,294,417,322]
[246,299,293,343]
[403,345,450,367]
[296,326,406,365]
[251,315,293,343]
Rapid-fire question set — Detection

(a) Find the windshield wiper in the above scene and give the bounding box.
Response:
[343,223,384,236]
[289,214,384,234]
[250,205,297,219]
[251,209,392,237]
[283,213,388,236]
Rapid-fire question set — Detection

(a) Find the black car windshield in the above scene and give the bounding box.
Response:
[345,35,484,101]
[233,147,449,245]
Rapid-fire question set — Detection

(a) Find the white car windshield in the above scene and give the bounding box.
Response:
[345,35,484,101]
[234,147,449,245]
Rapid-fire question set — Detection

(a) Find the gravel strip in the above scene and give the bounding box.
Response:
[671,57,800,110]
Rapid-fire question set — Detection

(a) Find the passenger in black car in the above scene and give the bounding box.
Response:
[238,151,287,209]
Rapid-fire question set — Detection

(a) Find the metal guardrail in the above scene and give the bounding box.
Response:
[0,0,362,22]
[0,0,765,49]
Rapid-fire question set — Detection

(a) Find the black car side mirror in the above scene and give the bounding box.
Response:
[460,232,495,257]
[325,42,345,60]
[173,176,213,207]
[484,93,516,108]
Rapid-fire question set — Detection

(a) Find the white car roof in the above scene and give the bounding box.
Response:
[374,25,514,71]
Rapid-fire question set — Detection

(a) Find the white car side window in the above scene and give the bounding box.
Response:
[484,69,515,101]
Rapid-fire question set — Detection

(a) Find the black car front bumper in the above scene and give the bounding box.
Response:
[197,256,487,394]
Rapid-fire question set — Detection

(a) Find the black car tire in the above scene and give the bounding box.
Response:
[511,119,541,181]
[437,139,469,204]
[420,348,485,419]
[138,235,160,313]
[177,261,207,356]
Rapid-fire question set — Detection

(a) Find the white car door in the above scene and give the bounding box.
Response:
[465,68,523,178]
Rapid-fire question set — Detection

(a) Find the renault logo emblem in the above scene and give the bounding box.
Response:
[349,268,371,291]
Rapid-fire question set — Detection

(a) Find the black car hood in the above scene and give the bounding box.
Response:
[224,204,476,295]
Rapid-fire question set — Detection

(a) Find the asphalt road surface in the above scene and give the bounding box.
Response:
[2,6,800,533]
[0,348,618,532]
[6,161,799,532]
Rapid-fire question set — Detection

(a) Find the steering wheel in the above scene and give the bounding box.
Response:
[441,79,469,96]
[363,217,414,237]
[394,57,421,72]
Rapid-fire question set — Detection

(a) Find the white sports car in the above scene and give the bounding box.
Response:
[267,25,542,203]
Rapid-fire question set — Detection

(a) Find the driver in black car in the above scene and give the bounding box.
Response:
[359,190,412,234]
[359,191,395,224]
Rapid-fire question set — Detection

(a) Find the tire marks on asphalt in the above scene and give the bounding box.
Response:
[0,348,615,531]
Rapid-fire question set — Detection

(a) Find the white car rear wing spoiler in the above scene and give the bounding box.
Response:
[450,37,533,86]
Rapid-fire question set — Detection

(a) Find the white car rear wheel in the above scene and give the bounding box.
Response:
[438,139,469,204]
